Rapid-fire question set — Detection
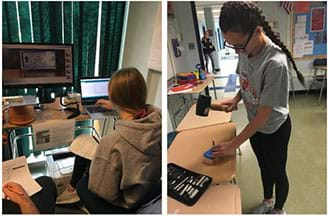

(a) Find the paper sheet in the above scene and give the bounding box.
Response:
[69,134,99,160]
[303,40,314,55]
[2,156,42,197]
[295,34,308,42]
[33,119,75,151]
[293,42,304,58]
[295,23,306,35]
[297,15,307,23]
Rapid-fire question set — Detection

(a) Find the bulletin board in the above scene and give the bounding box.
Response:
[291,1,327,59]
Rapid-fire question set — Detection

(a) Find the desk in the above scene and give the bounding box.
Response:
[168,75,217,129]
[4,97,89,129]
[308,65,327,104]
[168,123,237,184]
[176,103,231,132]
[168,75,216,96]
[168,183,241,214]
[3,97,116,159]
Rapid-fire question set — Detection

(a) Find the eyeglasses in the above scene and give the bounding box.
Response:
[224,28,255,51]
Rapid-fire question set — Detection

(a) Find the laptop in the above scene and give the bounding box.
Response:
[80,77,116,119]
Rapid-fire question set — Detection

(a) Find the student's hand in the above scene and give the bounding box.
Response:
[212,140,237,157]
[211,99,238,112]
[96,99,112,110]
[3,182,39,214]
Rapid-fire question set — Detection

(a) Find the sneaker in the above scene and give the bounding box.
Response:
[56,187,80,204]
[252,199,274,214]
[268,209,286,214]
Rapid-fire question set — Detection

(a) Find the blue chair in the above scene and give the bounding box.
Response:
[167,131,178,149]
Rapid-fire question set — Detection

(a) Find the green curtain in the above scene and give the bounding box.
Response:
[99,2,125,77]
[73,2,100,91]
[3,1,125,94]
[2,1,126,158]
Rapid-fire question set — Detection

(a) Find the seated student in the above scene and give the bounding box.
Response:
[56,67,162,213]
[2,176,57,214]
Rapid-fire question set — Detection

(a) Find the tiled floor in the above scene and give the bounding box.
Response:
[233,93,326,214]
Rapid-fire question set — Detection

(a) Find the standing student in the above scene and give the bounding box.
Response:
[211,2,305,214]
[57,67,161,213]
[201,31,216,72]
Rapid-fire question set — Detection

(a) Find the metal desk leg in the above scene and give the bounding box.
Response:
[168,96,178,129]
[212,80,218,99]
[318,74,326,105]
[101,118,108,137]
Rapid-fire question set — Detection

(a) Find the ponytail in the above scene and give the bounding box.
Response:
[220,2,305,87]
[259,11,305,86]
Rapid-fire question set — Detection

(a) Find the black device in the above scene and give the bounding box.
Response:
[3,43,74,104]
[59,96,81,119]
[196,95,211,116]
[168,163,212,206]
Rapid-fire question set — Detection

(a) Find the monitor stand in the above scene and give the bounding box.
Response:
[36,87,55,104]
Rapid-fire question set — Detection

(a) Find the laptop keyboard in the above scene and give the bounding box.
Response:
[86,106,109,113]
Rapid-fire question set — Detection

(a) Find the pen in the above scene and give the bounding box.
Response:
[7,185,24,196]
[12,165,25,170]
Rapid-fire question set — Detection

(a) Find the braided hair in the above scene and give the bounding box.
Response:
[219,1,305,86]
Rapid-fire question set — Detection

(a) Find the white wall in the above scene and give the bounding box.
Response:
[121,2,161,107]
[122,2,159,79]
[168,2,201,74]
[258,2,318,91]
[167,2,201,132]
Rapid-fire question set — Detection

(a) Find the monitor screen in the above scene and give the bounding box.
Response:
[80,78,110,100]
[3,44,73,87]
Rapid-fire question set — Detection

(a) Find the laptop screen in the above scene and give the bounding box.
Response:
[80,78,110,101]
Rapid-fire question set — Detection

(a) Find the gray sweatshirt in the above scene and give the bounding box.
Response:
[88,105,161,209]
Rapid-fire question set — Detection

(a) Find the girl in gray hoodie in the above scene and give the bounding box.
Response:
[57,68,161,213]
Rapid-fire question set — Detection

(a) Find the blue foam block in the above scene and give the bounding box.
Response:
[203,148,213,159]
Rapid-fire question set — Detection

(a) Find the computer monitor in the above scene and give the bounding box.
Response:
[3,43,73,103]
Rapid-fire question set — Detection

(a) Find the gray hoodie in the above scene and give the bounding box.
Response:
[88,105,161,209]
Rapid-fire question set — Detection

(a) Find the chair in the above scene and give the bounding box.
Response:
[167,131,178,149]
[308,58,327,104]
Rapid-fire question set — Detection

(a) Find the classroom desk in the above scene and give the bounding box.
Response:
[3,97,115,159]
[168,75,217,129]
[176,103,232,132]
[168,123,237,184]
[168,183,241,214]
[3,97,89,129]
[188,75,216,95]
[167,75,217,96]
[311,65,327,104]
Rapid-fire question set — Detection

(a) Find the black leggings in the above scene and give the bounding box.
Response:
[2,176,57,214]
[250,115,291,210]
[70,155,91,188]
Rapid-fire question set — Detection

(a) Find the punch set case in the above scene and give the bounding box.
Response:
[168,163,212,206]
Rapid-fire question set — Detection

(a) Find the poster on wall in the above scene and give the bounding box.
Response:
[171,39,181,58]
[292,1,327,58]
[311,7,325,32]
